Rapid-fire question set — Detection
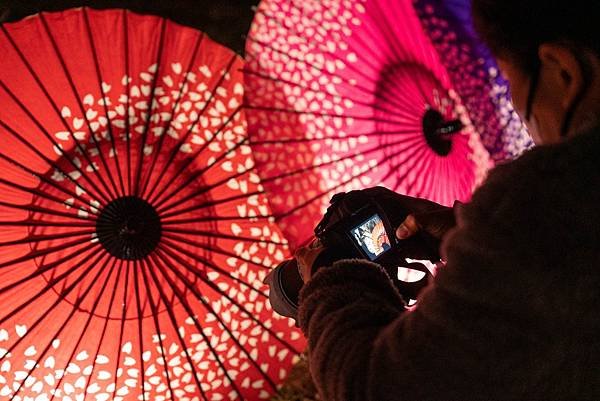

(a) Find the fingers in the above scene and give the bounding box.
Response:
[294,243,325,283]
[396,214,420,239]
[412,208,455,239]
[396,207,455,240]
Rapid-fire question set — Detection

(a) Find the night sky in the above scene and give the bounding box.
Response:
[0,0,259,54]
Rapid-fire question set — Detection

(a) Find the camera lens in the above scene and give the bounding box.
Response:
[264,258,304,320]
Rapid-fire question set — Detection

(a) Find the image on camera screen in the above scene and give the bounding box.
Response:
[350,214,391,261]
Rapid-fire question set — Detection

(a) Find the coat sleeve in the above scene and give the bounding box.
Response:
[297,157,557,401]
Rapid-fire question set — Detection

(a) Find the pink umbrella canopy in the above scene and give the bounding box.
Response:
[244,0,494,247]
[0,8,304,401]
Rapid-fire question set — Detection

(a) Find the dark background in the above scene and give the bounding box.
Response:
[0,0,259,54]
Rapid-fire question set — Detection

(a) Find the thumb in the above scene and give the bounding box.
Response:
[414,208,456,239]
[396,214,420,239]
[396,208,455,240]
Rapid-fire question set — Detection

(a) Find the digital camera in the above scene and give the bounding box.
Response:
[264,189,441,321]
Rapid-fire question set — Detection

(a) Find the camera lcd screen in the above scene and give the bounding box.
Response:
[349,214,392,261]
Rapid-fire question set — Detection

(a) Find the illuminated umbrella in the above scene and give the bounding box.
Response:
[0,8,303,401]
[414,0,532,161]
[244,0,522,247]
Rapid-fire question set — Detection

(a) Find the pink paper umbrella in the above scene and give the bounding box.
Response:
[0,8,304,401]
[244,0,495,248]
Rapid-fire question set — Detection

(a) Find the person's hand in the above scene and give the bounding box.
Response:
[360,186,457,241]
[395,207,456,241]
[294,239,325,284]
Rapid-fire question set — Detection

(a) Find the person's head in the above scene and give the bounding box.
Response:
[472,0,600,145]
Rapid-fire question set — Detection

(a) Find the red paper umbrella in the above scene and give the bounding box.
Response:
[244,0,493,247]
[0,8,304,401]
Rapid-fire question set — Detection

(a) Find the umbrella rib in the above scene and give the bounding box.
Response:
[447,142,474,198]
[0,151,103,214]
[158,190,264,223]
[0,234,96,270]
[143,255,214,401]
[0,241,97,296]
[138,31,206,199]
[248,127,422,146]
[147,105,243,207]
[437,154,451,206]
[0,219,94,228]
[159,236,269,297]
[444,152,462,203]
[0,30,112,205]
[39,12,121,201]
[252,3,404,87]
[249,4,454,116]
[161,214,276,226]
[82,7,127,197]
[164,229,282,272]
[248,10,384,87]
[274,137,422,220]
[242,67,427,121]
[155,160,250,215]
[132,17,167,198]
[301,0,399,70]
[123,9,133,195]
[0,244,102,327]
[245,36,381,102]
[413,150,439,199]
[155,244,301,354]
[380,141,432,193]
[0,228,95,248]
[137,257,179,401]
[0,198,96,223]
[132,259,149,401]
[367,0,414,74]
[0,111,110,206]
[8,251,112,401]
[0,174,102,216]
[156,250,279,393]
[46,254,119,401]
[243,104,420,127]
[258,134,423,185]
[391,62,438,110]
[111,260,132,398]
[143,54,239,202]
[395,1,447,86]
[380,142,427,191]
[161,231,271,277]
[376,66,433,114]
[149,251,241,400]
[0,248,107,363]
[161,227,287,246]
[69,258,125,401]
[385,143,431,194]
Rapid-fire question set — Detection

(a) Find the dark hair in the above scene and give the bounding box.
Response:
[0,8,9,24]
[471,0,600,74]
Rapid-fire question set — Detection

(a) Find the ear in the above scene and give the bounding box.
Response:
[538,43,585,110]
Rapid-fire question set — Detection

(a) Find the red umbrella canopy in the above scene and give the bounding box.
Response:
[0,8,303,401]
[244,0,493,248]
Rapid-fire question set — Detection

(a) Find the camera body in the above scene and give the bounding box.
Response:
[265,189,441,321]
[314,192,401,266]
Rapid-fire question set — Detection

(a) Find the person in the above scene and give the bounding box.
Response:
[294,1,600,400]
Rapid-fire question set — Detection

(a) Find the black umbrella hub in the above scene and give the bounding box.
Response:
[422,108,463,156]
[96,196,162,260]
